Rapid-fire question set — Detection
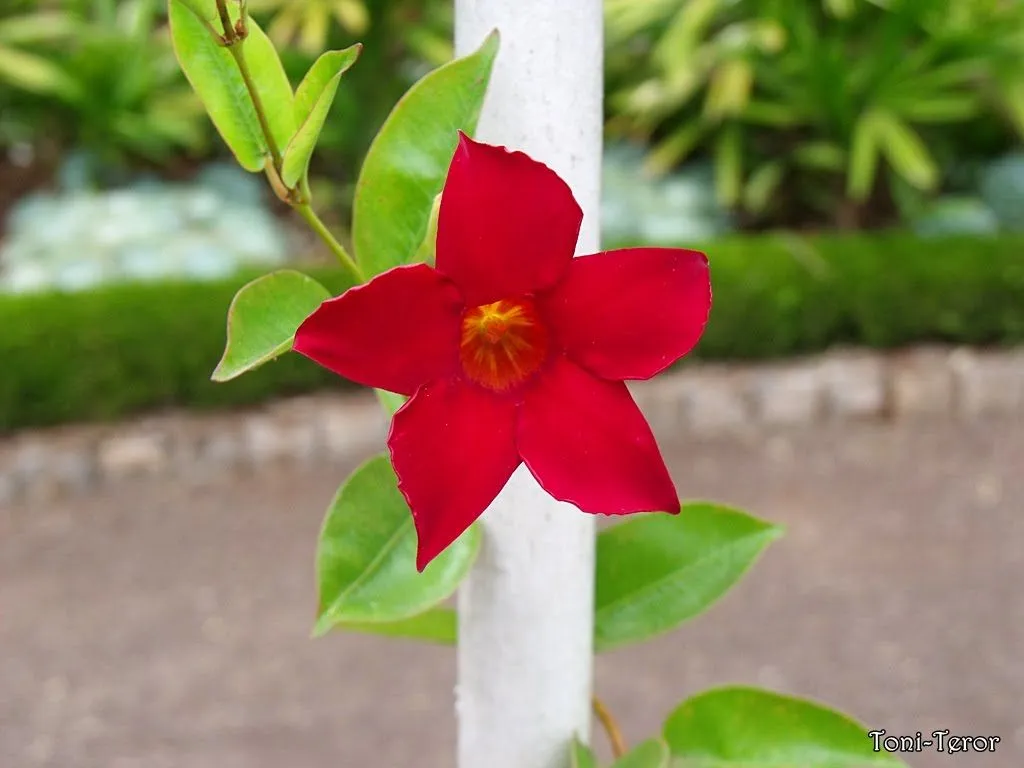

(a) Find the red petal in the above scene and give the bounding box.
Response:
[389,379,520,571]
[542,247,711,381]
[435,133,582,306]
[294,264,463,396]
[518,357,679,516]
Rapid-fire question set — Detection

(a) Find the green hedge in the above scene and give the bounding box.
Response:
[2,233,1022,433]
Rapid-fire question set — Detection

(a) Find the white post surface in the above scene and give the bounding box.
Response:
[454,3,603,768]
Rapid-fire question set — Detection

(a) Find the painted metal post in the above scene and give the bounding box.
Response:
[453,2,603,767]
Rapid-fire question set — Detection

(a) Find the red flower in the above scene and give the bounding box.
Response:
[295,133,711,571]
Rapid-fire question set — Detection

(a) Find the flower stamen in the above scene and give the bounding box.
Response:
[459,298,548,391]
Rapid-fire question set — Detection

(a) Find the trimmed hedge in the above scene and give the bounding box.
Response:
[2,233,1022,432]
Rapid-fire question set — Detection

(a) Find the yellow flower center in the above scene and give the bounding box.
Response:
[459,298,548,391]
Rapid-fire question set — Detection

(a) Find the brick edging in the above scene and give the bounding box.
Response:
[2,345,1021,505]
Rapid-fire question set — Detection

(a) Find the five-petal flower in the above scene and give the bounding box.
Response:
[295,133,712,571]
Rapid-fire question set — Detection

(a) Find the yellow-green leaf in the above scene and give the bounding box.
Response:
[664,687,908,767]
[211,270,330,382]
[874,111,938,191]
[847,111,880,201]
[169,0,266,171]
[241,18,295,155]
[282,45,361,188]
[332,606,456,644]
[714,124,743,206]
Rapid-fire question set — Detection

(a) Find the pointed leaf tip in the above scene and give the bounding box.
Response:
[211,270,330,382]
[283,44,362,187]
[594,502,782,652]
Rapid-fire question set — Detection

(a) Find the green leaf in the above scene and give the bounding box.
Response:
[0,45,78,97]
[611,738,670,768]
[704,59,753,120]
[211,270,330,382]
[168,0,266,171]
[282,45,362,188]
[352,30,499,278]
[663,686,907,767]
[570,738,599,768]
[170,0,217,20]
[314,455,481,636]
[0,12,81,43]
[892,95,979,123]
[375,389,408,415]
[333,606,456,645]
[872,111,938,192]
[645,121,706,174]
[743,160,785,214]
[594,503,782,653]
[714,124,743,207]
[240,18,296,155]
[847,111,880,201]
[412,193,442,267]
[793,141,845,172]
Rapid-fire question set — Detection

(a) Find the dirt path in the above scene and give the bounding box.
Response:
[2,418,1021,768]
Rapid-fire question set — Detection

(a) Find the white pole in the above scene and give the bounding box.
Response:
[453,2,603,768]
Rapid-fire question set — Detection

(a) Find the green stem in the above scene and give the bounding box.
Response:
[296,204,363,283]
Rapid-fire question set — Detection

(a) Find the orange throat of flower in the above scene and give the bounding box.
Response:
[459,298,549,392]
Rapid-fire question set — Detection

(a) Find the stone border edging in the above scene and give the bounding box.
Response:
[2,345,1021,506]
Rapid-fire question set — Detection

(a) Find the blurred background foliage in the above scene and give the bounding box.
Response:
[1,0,1024,429]
[606,0,1024,230]
[3,0,1024,233]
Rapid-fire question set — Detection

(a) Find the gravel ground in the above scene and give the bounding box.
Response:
[1,418,1021,768]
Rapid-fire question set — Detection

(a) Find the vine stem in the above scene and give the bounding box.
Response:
[227,43,284,170]
[592,696,627,760]
[295,204,364,283]
[211,0,362,283]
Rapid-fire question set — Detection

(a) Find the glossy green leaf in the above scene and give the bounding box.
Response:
[594,503,782,652]
[611,738,670,768]
[570,738,599,768]
[352,30,499,278]
[240,18,296,155]
[334,607,456,645]
[168,0,266,171]
[663,686,907,767]
[314,455,481,636]
[170,0,216,20]
[282,45,362,188]
[211,270,329,382]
